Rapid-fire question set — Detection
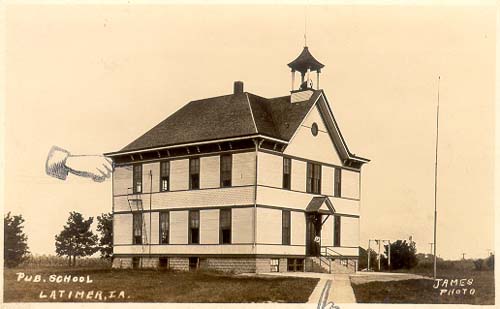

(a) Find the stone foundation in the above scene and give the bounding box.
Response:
[112,256,357,273]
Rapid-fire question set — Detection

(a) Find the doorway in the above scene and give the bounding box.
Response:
[306,213,322,256]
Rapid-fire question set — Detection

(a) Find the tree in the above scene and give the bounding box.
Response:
[486,254,494,270]
[382,240,418,270]
[4,212,30,268]
[55,212,98,266]
[97,213,113,259]
[358,247,378,271]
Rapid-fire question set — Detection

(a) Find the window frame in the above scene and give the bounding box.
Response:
[219,208,232,244]
[282,210,291,245]
[160,161,170,192]
[132,212,142,245]
[306,162,322,194]
[188,210,200,244]
[159,211,169,245]
[282,157,292,190]
[189,158,200,190]
[334,215,341,247]
[132,164,143,194]
[220,154,232,188]
[334,168,342,198]
[270,258,280,272]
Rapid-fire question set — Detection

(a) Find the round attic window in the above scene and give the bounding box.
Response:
[311,123,319,136]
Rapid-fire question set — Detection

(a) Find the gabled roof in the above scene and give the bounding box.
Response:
[306,196,335,214]
[118,91,320,153]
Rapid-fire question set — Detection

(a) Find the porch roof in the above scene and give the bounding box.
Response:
[305,196,335,214]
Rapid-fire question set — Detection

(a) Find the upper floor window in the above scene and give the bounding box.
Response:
[220,208,232,244]
[334,215,341,247]
[220,154,232,187]
[306,163,321,194]
[283,158,291,190]
[282,210,291,245]
[189,158,200,190]
[133,212,142,244]
[334,168,342,197]
[189,210,200,244]
[159,211,169,244]
[160,161,170,192]
[132,164,142,194]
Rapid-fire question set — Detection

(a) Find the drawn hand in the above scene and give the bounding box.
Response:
[65,155,113,182]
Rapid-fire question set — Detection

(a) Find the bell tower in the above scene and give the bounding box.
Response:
[288,46,325,91]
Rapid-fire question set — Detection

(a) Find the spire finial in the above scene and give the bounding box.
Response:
[304,2,308,47]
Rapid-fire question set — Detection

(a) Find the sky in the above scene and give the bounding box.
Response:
[4,3,496,259]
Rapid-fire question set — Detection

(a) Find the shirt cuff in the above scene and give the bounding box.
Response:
[45,146,71,180]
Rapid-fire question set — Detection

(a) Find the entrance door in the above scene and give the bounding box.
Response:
[306,213,322,256]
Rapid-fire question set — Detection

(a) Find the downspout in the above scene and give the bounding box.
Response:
[149,170,152,259]
[252,138,264,250]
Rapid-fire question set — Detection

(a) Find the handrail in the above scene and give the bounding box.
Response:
[321,246,356,269]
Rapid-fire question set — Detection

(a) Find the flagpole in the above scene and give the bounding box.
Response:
[433,76,441,279]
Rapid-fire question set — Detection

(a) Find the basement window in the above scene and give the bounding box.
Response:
[189,257,199,271]
[132,257,140,269]
[159,257,169,269]
[270,258,279,272]
[287,258,304,272]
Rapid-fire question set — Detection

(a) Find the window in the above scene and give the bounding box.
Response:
[189,210,200,244]
[220,208,232,244]
[283,158,291,190]
[159,257,169,269]
[306,163,321,194]
[159,212,169,244]
[311,122,319,136]
[160,161,170,192]
[132,257,140,269]
[133,213,142,244]
[133,164,142,193]
[287,258,304,272]
[220,154,232,187]
[334,168,342,197]
[270,258,279,272]
[189,158,200,190]
[334,215,341,247]
[189,257,199,271]
[282,210,291,245]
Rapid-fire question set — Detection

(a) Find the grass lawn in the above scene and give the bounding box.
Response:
[351,270,494,305]
[4,267,318,303]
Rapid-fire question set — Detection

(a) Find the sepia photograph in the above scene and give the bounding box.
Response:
[2,1,497,307]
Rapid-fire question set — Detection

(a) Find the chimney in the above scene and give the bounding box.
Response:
[233,81,244,94]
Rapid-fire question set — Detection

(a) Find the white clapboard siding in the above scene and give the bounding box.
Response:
[341,216,359,248]
[113,213,132,245]
[257,151,283,188]
[232,152,256,186]
[114,186,255,212]
[114,244,257,255]
[169,210,188,244]
[291,211,305,246]
[113,165,133,196]
[232,207,254,244]
[322,165,334,196]
[150,212,159,244]
[341,169,360,200]
[142,162,160,194]
[321,215,334,247]
[256,208,281,244]
[256,186,360,216]
[290,159,306,192]
[170,159,189,191]
[200,209,219,244]
[200,156,220,189]
[284,103,343,165]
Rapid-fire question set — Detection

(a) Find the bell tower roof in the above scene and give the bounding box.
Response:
[287,46,325,74]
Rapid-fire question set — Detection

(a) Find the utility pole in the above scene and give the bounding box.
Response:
[462,253,466,260]
[433,76,441,279]
[387,241,391,271]
[378,240,381,272]
[367,240,371,271]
